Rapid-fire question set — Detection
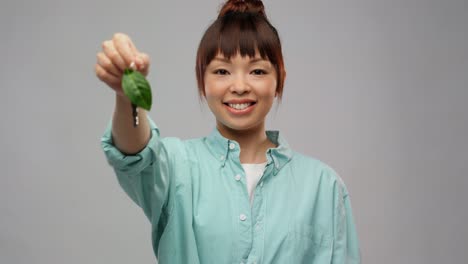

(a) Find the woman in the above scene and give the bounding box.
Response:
[96,0,361,263]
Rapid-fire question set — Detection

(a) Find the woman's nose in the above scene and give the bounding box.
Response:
[229,75,251,94]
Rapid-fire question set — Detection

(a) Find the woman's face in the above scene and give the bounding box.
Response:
[204,51,277,133]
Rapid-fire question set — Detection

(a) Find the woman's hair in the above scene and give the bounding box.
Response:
[195,0,286,102]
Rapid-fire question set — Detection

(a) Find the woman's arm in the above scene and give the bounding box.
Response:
[95,32,151,155]
[111,94,150,155]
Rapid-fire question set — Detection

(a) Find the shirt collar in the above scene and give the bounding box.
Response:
[206,127,293,174]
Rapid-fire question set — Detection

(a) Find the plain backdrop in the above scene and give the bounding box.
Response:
[1,0,467,263]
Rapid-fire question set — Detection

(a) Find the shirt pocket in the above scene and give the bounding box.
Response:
[287,224,333,264]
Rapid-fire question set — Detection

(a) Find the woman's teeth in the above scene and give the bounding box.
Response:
[228,103,252,110]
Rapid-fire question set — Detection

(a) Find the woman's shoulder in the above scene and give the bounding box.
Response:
[164,135,215,161]
[289,150,335,172]
[289,151,349,194]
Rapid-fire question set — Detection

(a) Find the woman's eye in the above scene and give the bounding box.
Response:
[214,69,229,75]
[252,69,266,75]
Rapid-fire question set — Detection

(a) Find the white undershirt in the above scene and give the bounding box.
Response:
[241,162,268,206]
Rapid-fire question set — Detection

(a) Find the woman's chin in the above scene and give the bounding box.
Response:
[217,119,264,134]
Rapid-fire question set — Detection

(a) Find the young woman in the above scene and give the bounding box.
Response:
[96,0,361,263]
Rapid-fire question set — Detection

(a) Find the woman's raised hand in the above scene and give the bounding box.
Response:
[95,33,150,97]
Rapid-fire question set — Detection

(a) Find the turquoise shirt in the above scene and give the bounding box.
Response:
[101,116,361,264]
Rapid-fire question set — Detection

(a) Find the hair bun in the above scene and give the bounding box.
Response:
[218,0,266,18]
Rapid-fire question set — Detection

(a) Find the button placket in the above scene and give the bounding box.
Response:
[255,222,262,231]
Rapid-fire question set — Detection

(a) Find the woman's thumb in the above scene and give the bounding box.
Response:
[135,55,144,70]
[137,53,150,70]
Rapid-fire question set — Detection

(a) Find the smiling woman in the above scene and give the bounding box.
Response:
[97,0,361,263]
[204,53,278,146]
[195,2,286,102]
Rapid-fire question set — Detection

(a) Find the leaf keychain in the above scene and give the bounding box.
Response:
[121,62,152,127]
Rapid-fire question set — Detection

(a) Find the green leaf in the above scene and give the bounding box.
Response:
[121,68,152,111]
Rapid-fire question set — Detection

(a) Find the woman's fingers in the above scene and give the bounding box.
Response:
[95,64,123,95]
[102,39,126,72]
[96,33,152,94]
[113,33,138,69]
[96,52,121,77]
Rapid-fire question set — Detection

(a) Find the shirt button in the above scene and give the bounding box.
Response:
[260,181,264,187]
[229,143,236,150]
[220,155,225,160]
[235,174,241,181]
[239,214,247,221]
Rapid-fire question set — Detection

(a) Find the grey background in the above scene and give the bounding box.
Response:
[1,0,467,263]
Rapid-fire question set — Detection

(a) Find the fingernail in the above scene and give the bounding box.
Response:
[129,61,136,70]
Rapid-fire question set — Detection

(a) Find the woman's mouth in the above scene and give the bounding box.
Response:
[223,102,256,115]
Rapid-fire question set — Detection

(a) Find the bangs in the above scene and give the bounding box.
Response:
[218,13,275,61]
[201,12,279,65]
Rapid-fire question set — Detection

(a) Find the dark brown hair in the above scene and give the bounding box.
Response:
[195,0,286,102]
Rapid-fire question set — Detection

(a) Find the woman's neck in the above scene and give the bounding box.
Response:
[216,122,277,164]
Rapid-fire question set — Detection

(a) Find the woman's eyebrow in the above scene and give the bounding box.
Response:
[212,57,269,64]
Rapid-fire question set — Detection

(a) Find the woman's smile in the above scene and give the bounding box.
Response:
[223,98,258,115]
[223,101,257,115]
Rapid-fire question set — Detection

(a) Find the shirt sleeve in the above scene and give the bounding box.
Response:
[331,173,362,264]
[100,115,183,234]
